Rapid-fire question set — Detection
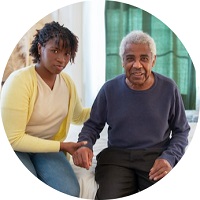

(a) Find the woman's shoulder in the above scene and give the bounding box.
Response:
[3,65,36,89]
[60,71,76,87]
[8,65,35,80]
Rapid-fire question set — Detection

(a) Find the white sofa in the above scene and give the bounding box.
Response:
[66,122,197,199]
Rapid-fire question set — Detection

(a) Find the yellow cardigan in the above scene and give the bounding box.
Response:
[1,65,90,152]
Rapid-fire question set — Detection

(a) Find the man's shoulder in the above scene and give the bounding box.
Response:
[105,74,125,85]
[154,72,177,86]
[100,74,125,93]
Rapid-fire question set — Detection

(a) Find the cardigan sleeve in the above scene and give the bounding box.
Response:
[61,72,91,125]
[72,95,91,125]
[1,69,60,152]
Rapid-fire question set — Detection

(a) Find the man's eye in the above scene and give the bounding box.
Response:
[126,57,134,61]
[141,57,148,61]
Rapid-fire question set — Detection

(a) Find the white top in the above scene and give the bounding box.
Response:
[26,73,69,139]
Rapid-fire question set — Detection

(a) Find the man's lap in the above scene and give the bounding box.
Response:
[94,147,162,199]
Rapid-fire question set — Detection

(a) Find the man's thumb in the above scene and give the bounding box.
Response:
[77,141,87,147]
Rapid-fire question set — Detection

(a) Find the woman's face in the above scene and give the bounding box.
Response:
[38,38,71,75]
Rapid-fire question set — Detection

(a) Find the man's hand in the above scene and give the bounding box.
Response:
[149,158,172,181]
[72,147,93,170]
[60,141,87,155]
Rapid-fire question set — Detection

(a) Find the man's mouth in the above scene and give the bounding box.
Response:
[132,72,144,76]
[133,72,142,75]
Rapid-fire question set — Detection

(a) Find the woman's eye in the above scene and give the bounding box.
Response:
[52,50,58,53]
[65,52,71,56]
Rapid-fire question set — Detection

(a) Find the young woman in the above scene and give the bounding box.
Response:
[1,21,90,197]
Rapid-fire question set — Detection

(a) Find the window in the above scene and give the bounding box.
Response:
[105,1,197,113]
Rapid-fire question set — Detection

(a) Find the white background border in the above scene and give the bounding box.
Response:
[0,0,199,199]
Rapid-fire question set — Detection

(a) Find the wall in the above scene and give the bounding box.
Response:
[2,1,106,108]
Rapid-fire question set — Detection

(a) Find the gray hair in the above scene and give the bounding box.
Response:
[119,30,156,61]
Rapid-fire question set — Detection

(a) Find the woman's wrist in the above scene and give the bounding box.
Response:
[60,142,64,151]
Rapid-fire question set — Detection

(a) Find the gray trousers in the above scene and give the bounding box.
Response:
[95,147,163,199]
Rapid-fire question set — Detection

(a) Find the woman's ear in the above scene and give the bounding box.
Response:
[37,43,42,55]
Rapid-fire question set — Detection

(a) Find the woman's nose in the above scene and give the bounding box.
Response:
[56,54,69,64]
[57,55,65,62]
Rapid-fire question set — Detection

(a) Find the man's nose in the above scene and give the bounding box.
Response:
[132,60,142,68]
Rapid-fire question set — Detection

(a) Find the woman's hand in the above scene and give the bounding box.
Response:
[60,141,87,155]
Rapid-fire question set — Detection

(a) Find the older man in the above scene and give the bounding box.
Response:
[73,30,190,199]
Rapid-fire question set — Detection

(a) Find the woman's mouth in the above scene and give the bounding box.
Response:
[55,65,64,70]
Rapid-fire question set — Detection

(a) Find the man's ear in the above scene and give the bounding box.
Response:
[121,58,125,68]
[152,55,157,67]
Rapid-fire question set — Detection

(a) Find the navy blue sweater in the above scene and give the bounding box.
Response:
[78,72,190,167]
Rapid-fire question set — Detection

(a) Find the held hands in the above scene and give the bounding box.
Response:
[149,158,172,181]
[72,147,93,170]
[60,141,87,155]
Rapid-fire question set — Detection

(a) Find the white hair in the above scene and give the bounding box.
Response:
[119,30,156,61]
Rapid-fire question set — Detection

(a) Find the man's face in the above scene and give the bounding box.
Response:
[123,43,156,90]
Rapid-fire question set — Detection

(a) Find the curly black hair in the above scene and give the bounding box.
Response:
[29,21,78,63]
